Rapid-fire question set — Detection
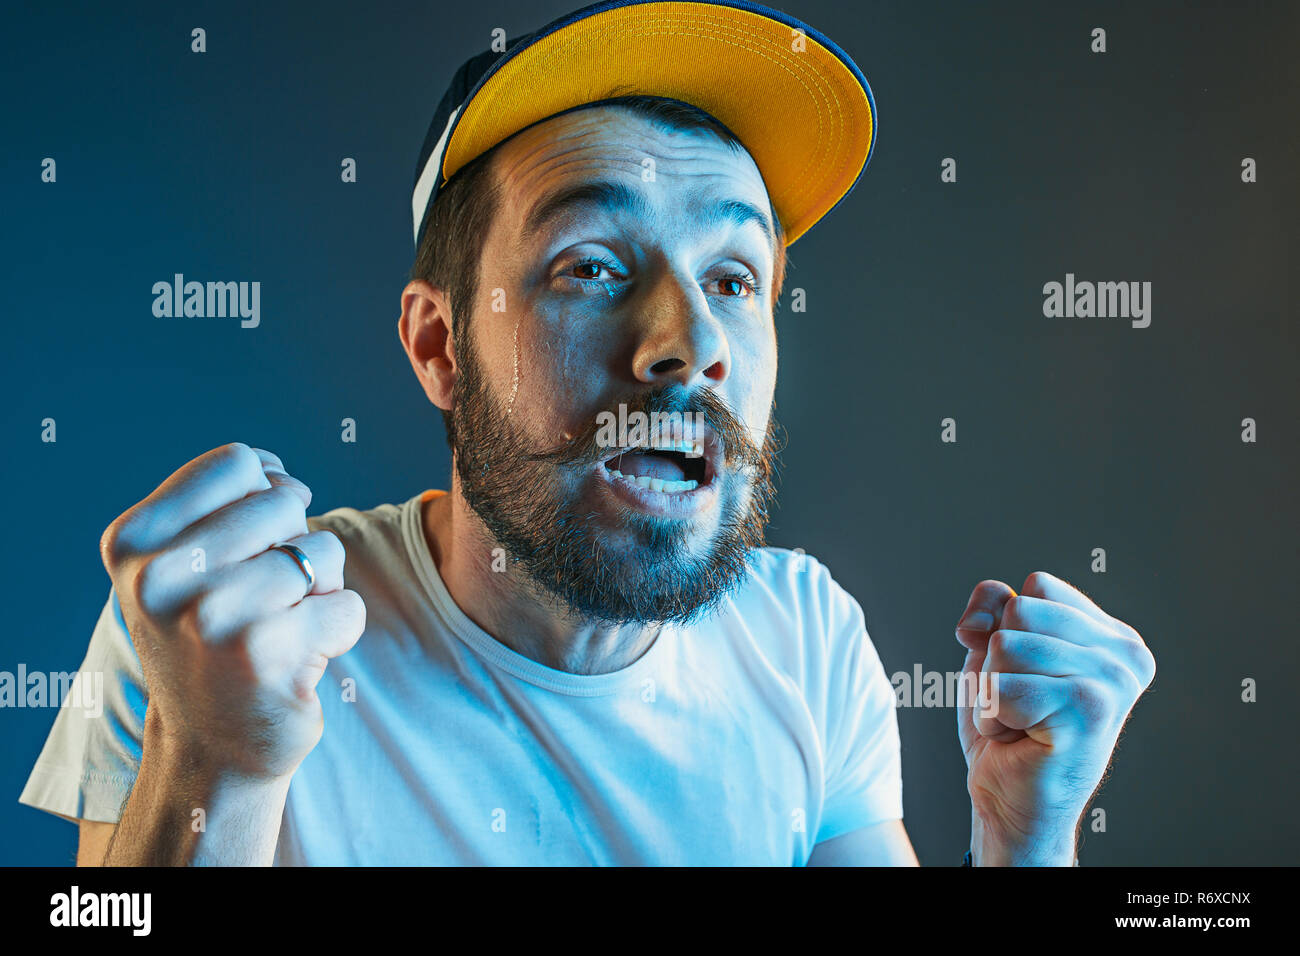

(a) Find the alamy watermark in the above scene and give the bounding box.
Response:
[0,665,103,718]
[891,664,1000,718]
[152,274,260,328]
[50,886,150,935]
[595,404,705,456]
[1042,273,1151,328]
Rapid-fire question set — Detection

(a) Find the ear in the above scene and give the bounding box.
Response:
[399,279,457,411]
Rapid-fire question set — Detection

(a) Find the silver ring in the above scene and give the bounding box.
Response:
[270,542,316,596]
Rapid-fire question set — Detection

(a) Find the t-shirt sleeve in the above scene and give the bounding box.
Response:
[17,585,148,824]
[813,566,903,844]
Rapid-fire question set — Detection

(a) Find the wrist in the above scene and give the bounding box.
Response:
[970,810,1078,867]
[119,710,294,865]
[145,707,298,792]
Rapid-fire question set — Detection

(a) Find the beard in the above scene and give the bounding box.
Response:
[448,326,784,628]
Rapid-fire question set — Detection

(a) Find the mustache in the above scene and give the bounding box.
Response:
[528,384,767,471]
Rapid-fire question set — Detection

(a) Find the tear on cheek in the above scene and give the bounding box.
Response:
[505,319,521,415]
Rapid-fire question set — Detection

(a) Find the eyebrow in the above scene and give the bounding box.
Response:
[521,178,776,255]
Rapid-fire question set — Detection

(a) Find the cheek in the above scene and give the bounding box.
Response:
[731,331,777,417]
[513,313,613,438]
[529,296,618,384]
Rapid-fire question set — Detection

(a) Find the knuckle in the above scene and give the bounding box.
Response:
[987,629,1012,658]
[339,589,366,632]
[1032,634,1063,665]
[102,508,147,562]
[327,530,346,559]
[249,446,283,468]
[1093,648,1133,690]
[99,520,123,568]
[216,442,266,485]
[1132,640,1156,687]
[191,590,226,640]
[265,482,305,512]
[132,555,169,612]
[992,671,1025,699]
[317,530,346,565]
[1107,612,1139,638]
[218,441,257,465]
[1070,677,1111,722]
[1022,571,1051,594]
[1035,570,1067,596]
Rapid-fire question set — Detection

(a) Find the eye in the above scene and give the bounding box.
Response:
[715,270,762,299]
[563,255,621,284]
[557,256,763,300]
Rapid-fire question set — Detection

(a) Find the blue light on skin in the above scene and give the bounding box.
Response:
[399,104,782,676]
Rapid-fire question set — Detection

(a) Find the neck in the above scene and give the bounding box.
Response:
[420,479,661,675]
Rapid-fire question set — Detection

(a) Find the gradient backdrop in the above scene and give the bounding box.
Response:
[1,0,1296,865]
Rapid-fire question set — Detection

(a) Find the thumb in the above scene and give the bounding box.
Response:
[954,578,1015,651]
[955,579,1017,750]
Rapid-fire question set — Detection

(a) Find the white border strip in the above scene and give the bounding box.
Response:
[411,105,462,247]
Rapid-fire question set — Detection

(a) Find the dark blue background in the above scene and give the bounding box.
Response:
[2,0,1296,864]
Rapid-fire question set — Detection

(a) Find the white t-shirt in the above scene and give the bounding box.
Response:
[18,489,903,865]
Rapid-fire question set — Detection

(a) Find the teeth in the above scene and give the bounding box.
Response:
[607,470,699,493]
[649,439,705,458]
[603,438,705,463]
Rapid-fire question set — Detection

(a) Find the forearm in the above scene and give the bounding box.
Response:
[104,715,291,866]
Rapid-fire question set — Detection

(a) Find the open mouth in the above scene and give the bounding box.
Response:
[597,430,721,496]
[605,448,706,492]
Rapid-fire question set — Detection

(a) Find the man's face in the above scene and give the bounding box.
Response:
[449,104,783,626]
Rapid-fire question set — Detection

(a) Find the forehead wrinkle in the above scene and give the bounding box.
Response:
[500,149,648,241]
[494,115,775,260]
[502,114,742,178]
[496,132,624,188]
[517,173,774,260]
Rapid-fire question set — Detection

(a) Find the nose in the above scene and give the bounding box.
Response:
[629,264,730,388]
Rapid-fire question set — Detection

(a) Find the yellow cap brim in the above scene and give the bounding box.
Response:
[441,0,876,246]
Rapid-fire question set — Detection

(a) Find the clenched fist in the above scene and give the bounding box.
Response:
[954,572,1156,866]
[100,442,365,784]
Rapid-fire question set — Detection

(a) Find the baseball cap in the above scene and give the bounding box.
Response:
[411,0,877,252]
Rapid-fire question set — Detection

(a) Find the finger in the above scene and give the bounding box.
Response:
[255,530,343,598]
[954,579,1016,651]
[955,583,1017,743]
[260,462,311,511]
[183,531,347,642]
[252,588,367,665]
[956,645,1023,745]
[139,480,311,614]
[300,588,366,660]
[110,443,271,553]
[1019,571,1123,631]
[249,447,284,470]
[171,474,311,568]
[999,595,1124,648]
[984,628,1121,679]
[237,589,366,704]
[976,673,1108,746]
